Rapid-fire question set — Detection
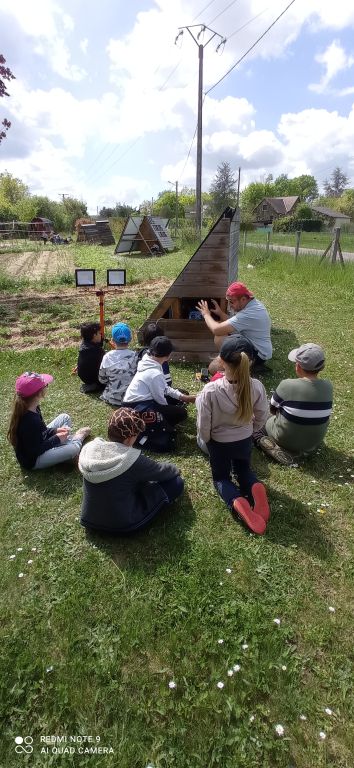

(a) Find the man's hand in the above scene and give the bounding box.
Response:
[71,365,78,375]
[196,300,210,317]
[210,299,223,318]
[180,394,196,404]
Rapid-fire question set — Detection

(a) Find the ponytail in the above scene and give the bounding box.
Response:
[7,394,30,447]
[220,349,253,424]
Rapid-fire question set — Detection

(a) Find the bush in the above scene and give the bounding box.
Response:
[273,216,323,233]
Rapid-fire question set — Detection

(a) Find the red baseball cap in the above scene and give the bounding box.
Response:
[15,372,53,398]
[226,282,254,299]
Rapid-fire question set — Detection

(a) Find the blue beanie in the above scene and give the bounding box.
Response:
[112,322,132,344]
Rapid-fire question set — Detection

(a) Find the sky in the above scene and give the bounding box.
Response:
[1,0,354,213]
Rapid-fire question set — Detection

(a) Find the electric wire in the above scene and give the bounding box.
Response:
[205,0,297,96]
[207,0,240,26]
[227,6,269,41]
[192,0,218,22]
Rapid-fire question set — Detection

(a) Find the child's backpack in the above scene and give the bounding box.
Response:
[137,408,176,453]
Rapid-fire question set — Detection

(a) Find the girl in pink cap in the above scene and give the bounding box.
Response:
[7,371,90,470]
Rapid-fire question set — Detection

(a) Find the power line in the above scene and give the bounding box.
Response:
[205,0,297,96]
[207,0,240,26]
[192,0,218,22]
[178,117,200,184]
[227,6,269,41]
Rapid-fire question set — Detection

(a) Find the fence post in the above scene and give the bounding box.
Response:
[294,230,301,261]
[331,227,340,263]
[242,229,246,257]
[266,230,270,256]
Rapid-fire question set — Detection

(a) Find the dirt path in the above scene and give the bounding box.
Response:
[0,249,74,279]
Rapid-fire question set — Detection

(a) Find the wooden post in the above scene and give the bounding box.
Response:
[331,227,340,264]
[96,290,105,338]
[295,230,301,261]
[266,230,270,256]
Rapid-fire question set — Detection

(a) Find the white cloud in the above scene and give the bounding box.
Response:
[80,38,89,54]
[309,40,354,94]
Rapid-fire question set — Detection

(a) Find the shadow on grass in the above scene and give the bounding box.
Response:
[266,486,334,561]
[293,444,354,483]
[84,489,196,573]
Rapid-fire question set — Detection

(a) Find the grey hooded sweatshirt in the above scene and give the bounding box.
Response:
[79,438,180,533]
[196,376,269,444]
[124,354,183,405]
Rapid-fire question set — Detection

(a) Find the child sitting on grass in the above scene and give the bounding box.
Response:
[137,321,172,385]
[79,407,184,535]
[76,321,104,394]
[99,322,138,407]
[123,336,195,451]
[8,371,90,470]
[196,337,270,535]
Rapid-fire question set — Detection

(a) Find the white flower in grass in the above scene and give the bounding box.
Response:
[9,555,16,560]
[319,731,326,740]
[242,644,248,651]
[273,618,281,626]
[31,547,37,552]
[233,664,241,672]
[227,669,234,677]
[27,560,33,565]
[300,714,307,721]
[219,581,223,586]
[168,680,176,689]
[18,573,24,578]
[325,707,333,716]
[225,568,232,574]
[217,639,224,645]
[216,681,224,689]
[281,665,287,671]
[249,715,255,723]
[275,724,284,736]
[46,666,53,673]
[328,606,336,613]
[17,547,23,552]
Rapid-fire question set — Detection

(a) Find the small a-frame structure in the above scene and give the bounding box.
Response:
[77,220,115,246]
[138,206,240,362]
[115,216,174,256]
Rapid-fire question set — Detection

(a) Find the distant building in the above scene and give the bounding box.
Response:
[311,206,351,228]
[253,196,299,225]
[29,217,53,238]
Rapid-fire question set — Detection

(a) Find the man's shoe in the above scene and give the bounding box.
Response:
[233,497,266,535]
[251,482,270,522]
[259,436,294,466]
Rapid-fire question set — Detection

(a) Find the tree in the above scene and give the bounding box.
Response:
[240,181,275,213]
[0,54,15,145]
[209,162,237,218]
[0,171,29,204]
[99,202,137,218]
[294,203,313,219]
[272,173,318,201]
[153,190,185,221]
[62,196,88,231]
[323,167,349,198]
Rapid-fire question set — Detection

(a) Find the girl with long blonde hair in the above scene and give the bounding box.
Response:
[196,337,270,534]
[8,371,90,470]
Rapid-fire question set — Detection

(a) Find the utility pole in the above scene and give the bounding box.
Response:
[175,24,226,239]
[168,180,179,231]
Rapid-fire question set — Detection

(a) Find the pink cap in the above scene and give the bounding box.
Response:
[226,282,254,299]
[15,372,53,398]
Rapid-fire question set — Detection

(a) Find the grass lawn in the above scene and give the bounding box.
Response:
[1,248,354,767]
[246,230,354,254]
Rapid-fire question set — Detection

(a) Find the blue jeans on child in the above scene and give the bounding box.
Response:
[34,414,83,469]
[207,437,258,508]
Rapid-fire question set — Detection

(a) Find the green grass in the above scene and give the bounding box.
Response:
[0,251,354,767]
[246,230,354,253]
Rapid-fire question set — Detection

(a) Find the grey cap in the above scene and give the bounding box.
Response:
[288,343,325,371]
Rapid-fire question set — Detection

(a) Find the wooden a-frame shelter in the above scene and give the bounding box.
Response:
[138,206,240,362]
[115,216,174,256]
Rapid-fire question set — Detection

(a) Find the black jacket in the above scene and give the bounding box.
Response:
[79,438,180,533]
[77,341,104,384]
[15,407,60,469]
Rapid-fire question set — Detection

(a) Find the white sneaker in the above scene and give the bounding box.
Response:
[72,426,91,442]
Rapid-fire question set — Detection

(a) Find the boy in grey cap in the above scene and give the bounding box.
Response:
[256,343,333,464]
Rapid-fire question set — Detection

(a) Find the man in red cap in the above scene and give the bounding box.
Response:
[196,281,272,370]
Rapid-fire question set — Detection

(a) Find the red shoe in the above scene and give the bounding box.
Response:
[233,497,266,535]
[252,482,270,522]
